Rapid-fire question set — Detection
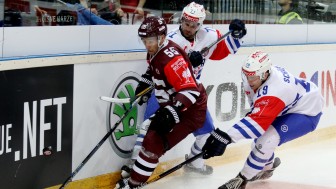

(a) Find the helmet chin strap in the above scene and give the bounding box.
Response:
[261,71,270,83]
[157,35,165,49]
[157,36,161,48]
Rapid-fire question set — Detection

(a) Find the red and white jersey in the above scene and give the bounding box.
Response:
[228,65,324,142]
[167,26,243,79]
[145,40,207,109]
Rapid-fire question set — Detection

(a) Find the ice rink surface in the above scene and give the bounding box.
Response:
[144,135,336,189]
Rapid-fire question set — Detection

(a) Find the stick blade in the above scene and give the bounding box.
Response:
[100,96,131,103]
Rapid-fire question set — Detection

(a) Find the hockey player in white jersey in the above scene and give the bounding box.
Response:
[124,1,247,177]
[201,50,324,189]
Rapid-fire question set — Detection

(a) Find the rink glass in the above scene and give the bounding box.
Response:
[1,0,335,26]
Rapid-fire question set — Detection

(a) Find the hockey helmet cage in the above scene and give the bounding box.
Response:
[181,2,206,25]
[242,50,272,80]
[138,16,167,38]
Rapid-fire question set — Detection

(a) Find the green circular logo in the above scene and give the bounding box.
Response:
[106,72,145,158]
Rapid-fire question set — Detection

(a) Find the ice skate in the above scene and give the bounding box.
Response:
[183,154,213,175]
[120,159,135,179]
[114,178,143,189]
[218,173,247,189]
[120,165,132,179]
[249,157,281,181]
[115,178,131,189]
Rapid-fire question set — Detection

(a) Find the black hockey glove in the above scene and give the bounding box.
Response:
[149,105,181,135]
[229,19,247,39]
[135,73,153,105]
[188,51,204,68]
[202,128,232,159]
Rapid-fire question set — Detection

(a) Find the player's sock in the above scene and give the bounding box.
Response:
[249,157,281,181]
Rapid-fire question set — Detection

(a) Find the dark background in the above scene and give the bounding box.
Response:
[0,65,73,189]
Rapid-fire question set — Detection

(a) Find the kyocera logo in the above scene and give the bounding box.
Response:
[299,70,336,107]
[106,72,145,158]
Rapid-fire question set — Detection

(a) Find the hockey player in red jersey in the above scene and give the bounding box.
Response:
[115,16,208,189]
[126,2,247,177]
[201,50,324,189]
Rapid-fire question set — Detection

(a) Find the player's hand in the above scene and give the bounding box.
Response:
[135,73,153,105]
[188,51,204,68]
[202,128,232,159]
[149,105,181,135]
[115,8,124,17]
[229,19,247,39]
[134,7,144,16]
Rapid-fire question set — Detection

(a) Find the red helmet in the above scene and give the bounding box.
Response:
[138,16,167,38]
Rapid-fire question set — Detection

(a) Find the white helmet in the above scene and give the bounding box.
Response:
[242,50,272,80]
[181,2,206,25]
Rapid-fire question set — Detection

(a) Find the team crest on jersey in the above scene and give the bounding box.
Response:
[182,69,192,83]
[106,72,145,158]
[171,58,194,86]
[255,99,269,107]
[171,57,185,71]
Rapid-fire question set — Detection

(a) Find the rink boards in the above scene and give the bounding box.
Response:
[0,30,336,188]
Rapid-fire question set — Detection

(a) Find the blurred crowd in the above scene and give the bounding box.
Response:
[0,0,335,26]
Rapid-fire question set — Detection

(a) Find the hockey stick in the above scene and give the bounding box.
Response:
[200,30,232,55]
[100,96,133,103]
[101,31,231,104]
[59,89,151,189]
[142,152,204,187]
[100,85,153,104]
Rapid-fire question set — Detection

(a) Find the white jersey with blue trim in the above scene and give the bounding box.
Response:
[228,65,324,142]
[167,26,242,79]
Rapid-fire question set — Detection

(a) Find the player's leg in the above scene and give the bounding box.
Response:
[219,112,322,189]
[240,126,280,180]
[218,125,280,189]
[120,93,159,178]
[131,93,159,157]
[249,112,322,181]
[131,94,159,159]
[247,140,280,181]
[184,109,215,175]
[273,112,322,145]
[116,107,206,188]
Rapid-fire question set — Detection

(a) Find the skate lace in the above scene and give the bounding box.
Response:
[226,178,243,189]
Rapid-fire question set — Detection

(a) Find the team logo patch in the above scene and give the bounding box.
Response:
[182,69,192,83]
[281,124,289,132]
[140,24,148,29]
